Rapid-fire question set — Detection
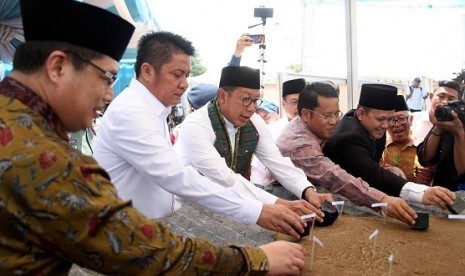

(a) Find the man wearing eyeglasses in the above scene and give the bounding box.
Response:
[277,82,420,225]
[382,95,420,182]
[323,84,456,212]
[269,78,306,141]
[175,66,333,226]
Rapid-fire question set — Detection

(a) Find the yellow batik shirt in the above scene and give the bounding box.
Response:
[0,77,268,275]
[382,138,429,183]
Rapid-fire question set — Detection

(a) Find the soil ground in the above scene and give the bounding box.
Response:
[277,212,465,275]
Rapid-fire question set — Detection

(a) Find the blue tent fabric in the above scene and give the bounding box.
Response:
[0,0,21,20]
[0,0,24,63]
[113,61,135,97]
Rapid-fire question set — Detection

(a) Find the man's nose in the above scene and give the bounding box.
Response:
[178,77,189,91]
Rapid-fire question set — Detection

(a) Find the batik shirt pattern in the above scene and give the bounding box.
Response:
[0,77,268,275]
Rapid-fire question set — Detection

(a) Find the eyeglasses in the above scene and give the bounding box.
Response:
[389,116,408,126]
[225,90,263,107]
[307,109,343,121]
[284,99,298,105]
[70,53,118,88]
[376,117,398,127]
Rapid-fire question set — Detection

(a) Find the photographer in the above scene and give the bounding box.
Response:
[417,80,465,191]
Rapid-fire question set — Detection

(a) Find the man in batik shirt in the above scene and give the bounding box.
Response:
[383,95,420,182]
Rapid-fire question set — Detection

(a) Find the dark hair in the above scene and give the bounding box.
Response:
[135,31,195,78]
[298,82,339,116]
[13,40,102,73]
[438,80,463,99]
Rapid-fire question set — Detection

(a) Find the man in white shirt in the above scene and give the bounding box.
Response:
[406,77,429,112]
[93,31,311,239]
[175,66,333,224]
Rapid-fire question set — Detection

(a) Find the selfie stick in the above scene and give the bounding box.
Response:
[249,7,273,95]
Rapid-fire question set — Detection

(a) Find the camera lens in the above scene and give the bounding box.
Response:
[434,106,453,121]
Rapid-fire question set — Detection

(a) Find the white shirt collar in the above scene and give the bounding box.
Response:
[129,78,171,120]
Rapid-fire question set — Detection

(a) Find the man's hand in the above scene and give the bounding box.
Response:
[380,196,417,225]
[383,166,407,179]
[422,186,456,209]
[257,204,307,239]
[275,198,314,216]
[434,110,464,135]
[304,188,333,223]
[233,34,253,57]
[260,241,305,276]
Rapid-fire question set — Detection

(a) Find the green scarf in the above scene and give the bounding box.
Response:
[207,100,259,180]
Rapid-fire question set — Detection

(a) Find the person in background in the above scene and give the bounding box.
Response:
[170,83,219,144]
[187,83,219,112]
[382,95,419,182]
[324,83,456,211]
[228,34,254,67]
[175,66,333,225]
[251,97,280,185]
[0,1,306,274]
[277,82,417,225]
[269,78,306,141]
[255,97,280,124]
[417,80,465,191]
[406,77,429,112]
[68,116,101,155]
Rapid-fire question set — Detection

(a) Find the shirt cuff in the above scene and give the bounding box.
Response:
[259,190,279,204]
[238,199,264,225]
[301,185,316,200]
[399,182,428,203]
[228,55,241,67]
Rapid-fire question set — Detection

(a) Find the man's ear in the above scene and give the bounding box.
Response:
[429,92,434,100]
[356,108,364,120]
[300,108,309,123]
[140,62,155,83]
[217,88,227,104]
[45,50,67,84]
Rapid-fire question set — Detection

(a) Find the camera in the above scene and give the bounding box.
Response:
[254,7,273,19]
[434,100,465,123]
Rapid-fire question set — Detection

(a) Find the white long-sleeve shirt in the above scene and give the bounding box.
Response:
[174,104,314,201]
[93,79,262,224]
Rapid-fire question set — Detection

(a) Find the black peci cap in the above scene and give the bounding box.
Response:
[282,78,306,98]
[394,95,409,112]
[359,84,397,111]
[20,0,135,61]
[219,66,260,89]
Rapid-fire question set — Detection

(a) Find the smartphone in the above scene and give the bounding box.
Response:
[249,34,265,44]
[447,197,465,214]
